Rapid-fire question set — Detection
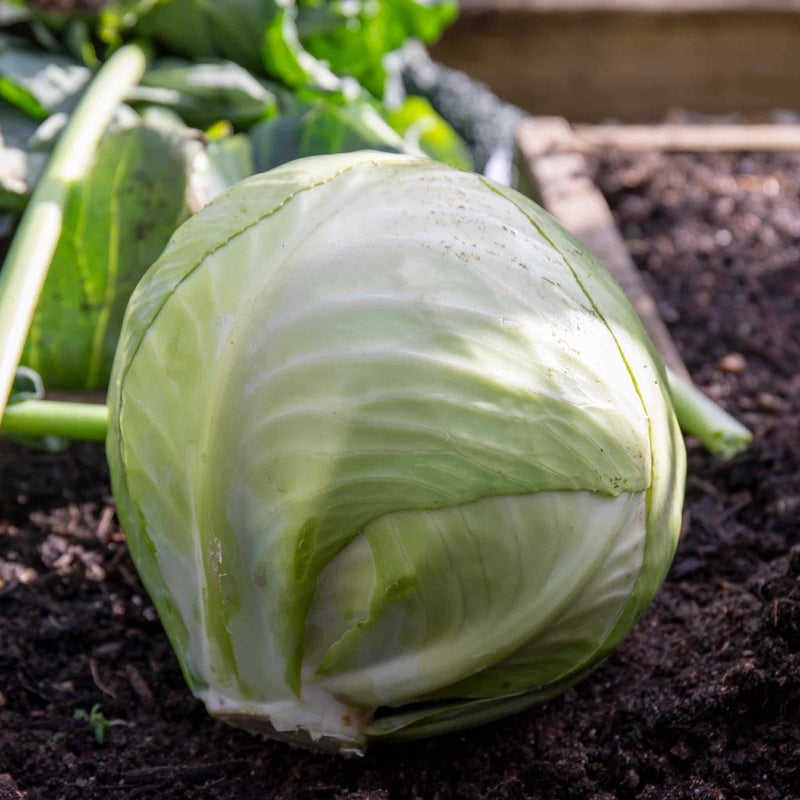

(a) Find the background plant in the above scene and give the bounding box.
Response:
[0,0,468,390]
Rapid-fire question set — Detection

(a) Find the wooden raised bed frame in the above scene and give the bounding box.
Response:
[513,117,800,384]
[432,1,800,121]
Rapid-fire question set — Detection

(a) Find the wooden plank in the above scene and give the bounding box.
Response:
[431,8,800,121]
[460,1,800,12]
[514,117,692,382]
[573,123,800,152]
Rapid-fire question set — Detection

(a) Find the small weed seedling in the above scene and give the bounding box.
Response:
[74,704,127,745]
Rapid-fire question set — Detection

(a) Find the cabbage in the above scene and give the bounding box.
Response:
[107,152,686,755]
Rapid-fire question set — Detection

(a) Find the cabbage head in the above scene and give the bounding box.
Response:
[107,152,686,755]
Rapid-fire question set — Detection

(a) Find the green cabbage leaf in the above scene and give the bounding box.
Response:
[107,152,685,754]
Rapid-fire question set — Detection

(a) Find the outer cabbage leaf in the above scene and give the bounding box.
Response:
[108,152,684,753]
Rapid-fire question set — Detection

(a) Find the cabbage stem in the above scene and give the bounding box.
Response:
[0,376,752,459]
[666,368,752,459]
[0,44,148,427]
[0,400,108,442]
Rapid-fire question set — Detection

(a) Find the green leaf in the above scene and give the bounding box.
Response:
[250,99,420,172]
[184,132,256,212]
[95,0,160,48]
[20,123,195,390]
[297,0,458,98]
[30,0,458,104]
[103,0,350,93]
[130,0,279,75]
[0,32,90,119]
[205,133,254,187]
[64,19,100,68]
[131,59,279,130]
[386,96,473,170]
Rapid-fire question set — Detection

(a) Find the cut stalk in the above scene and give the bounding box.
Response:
[0,43,147,426]
[1,399,108,442]
[666,367,752,459]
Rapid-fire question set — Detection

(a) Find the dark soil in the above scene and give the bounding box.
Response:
[1,150,799,799]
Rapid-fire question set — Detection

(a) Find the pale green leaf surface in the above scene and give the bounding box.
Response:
[480,180,687,658]
[308,490,646,706]
[416,490,647,700]
[109,154,666,718]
